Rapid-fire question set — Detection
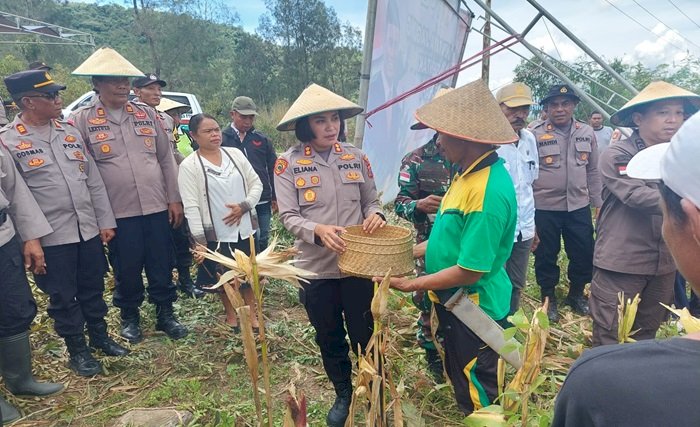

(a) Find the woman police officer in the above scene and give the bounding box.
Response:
[273,84,385,426]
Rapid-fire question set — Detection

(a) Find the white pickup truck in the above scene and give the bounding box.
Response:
[62,90,203,127]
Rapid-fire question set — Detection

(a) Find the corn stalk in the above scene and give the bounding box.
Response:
[661,303,700,333]
[617,292,641,344]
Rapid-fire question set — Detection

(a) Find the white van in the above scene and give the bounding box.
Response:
[62,90,203,127]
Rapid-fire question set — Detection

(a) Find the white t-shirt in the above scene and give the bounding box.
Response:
[200,152,254,242]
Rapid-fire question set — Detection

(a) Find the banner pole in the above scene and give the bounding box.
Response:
[354,0,379,149]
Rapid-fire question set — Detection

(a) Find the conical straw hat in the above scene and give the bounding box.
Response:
[413,79,518,144]
[277,83,363,131]
[611,81,700,126]
[72,47,145,77]
[157,97,189,113]
[410,87,454,130]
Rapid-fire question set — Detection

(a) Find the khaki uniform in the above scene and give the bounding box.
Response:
[157,111,185,165]
[531,119,602,211]
[274,142,382,279]
[69,99,181,218]
[590,132,675,345]
[0,116,116,247]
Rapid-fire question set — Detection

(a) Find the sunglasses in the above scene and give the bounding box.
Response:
[25,92,61,100]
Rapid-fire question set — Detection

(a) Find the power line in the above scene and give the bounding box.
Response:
[542,18,563,60]
[601,0,689,54]
[667,0,700,31]
[631,0,700,51]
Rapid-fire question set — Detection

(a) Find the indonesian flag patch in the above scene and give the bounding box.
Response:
[618,165,627,176]
[399,171,411,182]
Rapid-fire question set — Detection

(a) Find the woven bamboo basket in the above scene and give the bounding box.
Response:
[338,224,415,279]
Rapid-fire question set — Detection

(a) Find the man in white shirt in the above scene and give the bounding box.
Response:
[589,110,613,152]
[495,83,539,314]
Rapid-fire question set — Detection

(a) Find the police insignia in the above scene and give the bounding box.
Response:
[539,133,554,141]
[79,163,85,173]
[73,151,84,160]
[303,189,316,202]
[53,120,62,129]
[295,177,306,188]
[546,123,553,131]
[65,135,77,143]
[100,144,111,154]
[135,111,147,119]
[125,105,134,114]
[88,118,107,125]
[96,107,106,117]
[139,127,154,135]
[545,156,553,164]
[16,141,32,150]
[333,143,342,153]
[253,140,262,147]
[560,87,568,93]
[362,155,374,178]
[28,158,44,167]
[296,159,313,165]
[340,153,355,161]
[274,158,288,175]
[346,171,361,180]
[144,138,154,148]
[304,145,312,157]
[310,175,320,185]
[96,132,109,141]
[575,122,581,129]
[581,153,588,161]
[16,124,27,135]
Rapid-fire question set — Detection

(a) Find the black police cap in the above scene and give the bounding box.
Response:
[28,61,52,71]
[132,73,166,88]
[540,83,581,106]
[4,70,66,96]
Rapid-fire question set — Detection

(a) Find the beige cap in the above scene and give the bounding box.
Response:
[72,47,145,77]
[156,97,189,114]
[495,82,534,107]
[277,83,363,131]
[611,81,700,127]
[413,79,518,144]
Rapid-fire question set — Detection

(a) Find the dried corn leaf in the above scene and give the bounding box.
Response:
[661,303,700,333]
[237,305,262,422]
[371,270,392,323]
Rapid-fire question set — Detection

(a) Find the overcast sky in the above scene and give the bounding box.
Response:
[234,0,700,91]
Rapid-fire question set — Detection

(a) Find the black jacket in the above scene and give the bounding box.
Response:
[221,126,276,202]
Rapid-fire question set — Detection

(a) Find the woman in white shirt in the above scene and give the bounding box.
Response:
[178,113,263,331]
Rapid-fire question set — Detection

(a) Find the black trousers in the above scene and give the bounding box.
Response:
[33,236,108,337]
[299,277,374,385]
[534,207,594,292]
[109,211,177,309]
[0,235,36,337]
[435,303,500,415]
[170,219,193,275]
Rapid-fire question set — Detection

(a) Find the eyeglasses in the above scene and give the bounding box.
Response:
[24,92,61,100]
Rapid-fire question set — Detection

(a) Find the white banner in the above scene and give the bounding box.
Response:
[363,0,470,203]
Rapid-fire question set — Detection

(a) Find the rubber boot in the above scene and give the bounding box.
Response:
[0,332,64,396]
[155,304,188,340]
[87,321,130,356]
[425,348,445,383]
[120,308,143,344]
[326,381,352,427]
[541,290,560,323]
[564,284,590,315]
[177,272,204,299]
[0,395,20,424]
[64,335,102,377]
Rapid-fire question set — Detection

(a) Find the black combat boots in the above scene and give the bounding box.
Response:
[64,335,102,376]
[120,308,143,344]
[155,304,188,340]
[326,381,352,427]
[542,290,560,323]
[87,321,130,356]
[564,284,590,315]
[177,272,204,299]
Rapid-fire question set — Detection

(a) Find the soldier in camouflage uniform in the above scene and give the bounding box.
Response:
[394,133,457,381]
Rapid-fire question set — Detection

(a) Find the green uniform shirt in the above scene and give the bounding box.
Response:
[426,151,517,321]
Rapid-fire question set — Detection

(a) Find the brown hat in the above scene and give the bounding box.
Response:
[157,97,189,114]
[277,83,363,131]
[412,79,518,144]
[495,82,534,107]
[610,81,700,127]
[72,47,144,77]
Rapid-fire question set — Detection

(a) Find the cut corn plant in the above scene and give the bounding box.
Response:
[346,270,404,427]
[617,292,641,344]
[661,303,700,333]
[195,236,316,427]
[467,302,550,427]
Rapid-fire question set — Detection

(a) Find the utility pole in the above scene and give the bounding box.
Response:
[481,0,491,84]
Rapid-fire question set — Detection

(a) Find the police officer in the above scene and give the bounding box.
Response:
[132,73,203,299]
[394,88,456,382]
[589,81,700,345]
[0,135,63,423]
[222,96,277,252]
[2,69,130,376]
[274,84,385,427]
[69,47,187,342]
[28,61,52,72]
[494,82,539,314]
[531,83,602,322]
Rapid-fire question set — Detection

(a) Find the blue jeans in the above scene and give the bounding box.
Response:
[256,202,272,252]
